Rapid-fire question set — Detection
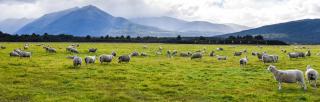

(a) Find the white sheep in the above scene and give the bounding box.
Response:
[88,48,97,53]
[262,54,278,63]
[99,54,113,64]
[239,56,248,66]
[217,55,227,60]
[191,53,202,59]
[267,65,307,90]
[305,65,318,88]
[85,56,96,64]
[73,56,82,67]
[118,55,131,63]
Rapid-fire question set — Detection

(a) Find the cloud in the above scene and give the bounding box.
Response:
[0,0,319,27]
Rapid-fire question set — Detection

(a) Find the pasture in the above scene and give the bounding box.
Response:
[0,42,320,102]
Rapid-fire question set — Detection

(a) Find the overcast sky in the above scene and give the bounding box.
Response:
[0,0,320,27]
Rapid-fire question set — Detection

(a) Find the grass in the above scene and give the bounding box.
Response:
[0,42,320,101]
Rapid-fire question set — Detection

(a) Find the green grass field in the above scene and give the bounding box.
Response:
[0,42,320,102]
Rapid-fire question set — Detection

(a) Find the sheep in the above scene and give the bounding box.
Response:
[191,53,202,59]
[111,51,117,57]
[305,50,311,57]
[257,52,267,60]
[172,50,178,56]
[239,56,248,66]
[281,49,287,53]
[18,51,31,57]
[88,48,97,53]
[99,54,113,64]
[297,52,305,57]
[243,49,247,53]
[167,50,172,57]
[217,55,227,60]
[262,54,278,63]
[141,52,148,56]
[159,47,163,51]
[305,65,318,88]
[118,55,130,63]
[131,51,139,56]
[143,45,148,49]
[252,52,258,56]
[234,52,242,56]
[69,48,79,53]
[216,48,223,51]
[288,52,299,58]
[85,56,96,64]
[267,65,307,90]
[0,46,6,49]
[73,56,82,67]
[46,47,56,53]
[180,52,191,57]
[24,45,29,50]
[209,51,215,57]
[9,51,20,57]
[156,51,162,55]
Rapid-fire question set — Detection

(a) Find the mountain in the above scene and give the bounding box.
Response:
[220,19,320,43]
[16,5,164,36]
[130,16,250,35]
[0,18,34,33]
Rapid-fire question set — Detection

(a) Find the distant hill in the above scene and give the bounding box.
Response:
[0,18,33,34]
[16,5,165,36]
[130,16,251,35]
[220,19,320,43]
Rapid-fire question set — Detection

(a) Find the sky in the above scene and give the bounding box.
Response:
[0,0,320,27]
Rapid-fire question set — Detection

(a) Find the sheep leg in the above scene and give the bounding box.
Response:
[278,82,282,90]
[299,81,307,91]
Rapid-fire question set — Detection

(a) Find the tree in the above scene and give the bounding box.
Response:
[255,35,264,40]
[86,35,91,39]
[126,35,131,39]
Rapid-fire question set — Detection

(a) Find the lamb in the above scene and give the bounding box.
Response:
[305,50,311,57]
[305,65,318,88]
[267,65,307,90]
[191,53,202,59]
[262,54,278,63]
[99,54,113,64]
[118,55,130,63]
[73,56,82,67]
[88,48,97,53]
[209,51,215,57]
[239,56,248,66]
[234,52,242,56]
[131,51,139,56]
[217,55,227,60]
[141,52,148,56]
[85,56,96,64]
[111,51,117,57]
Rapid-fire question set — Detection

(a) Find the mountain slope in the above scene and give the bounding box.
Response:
[16,5,164,36]
[130,16,250,35]
[220,19,320,43]
[0,18,34,33]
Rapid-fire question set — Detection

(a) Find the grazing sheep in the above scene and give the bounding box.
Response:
[305,65,318,88]
[262,55,278,63]
[88,48,97,53]
[217,56,227,60]
[257,52,267,60]
[69,48,79,53]
[131,51,139,56]
[85,56,96,64]
[252,52,258,56]
[141,52,148,56]
[143,45,148,49]
[172,50,178,56]
[288,52,299,58]
[167,50,171,57]
[240,56,248,66]
[180,52,191,57]
[9,51,20,57]
[267,65,307,90]
[118,55,130,63]
[297,52,305,58]
[99,54,113,64]
[46,47,56,53]
[0,46,6,49]
[24,46,29,50]
[216,48,223,51]
[73,56,82,67]
[111,51,117,57]
[305,50,311,57]
[191,53,202,59]
[234,52,242,56]
[209,51,215,57]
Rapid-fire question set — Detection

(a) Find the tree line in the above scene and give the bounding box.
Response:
[0,31,287,45]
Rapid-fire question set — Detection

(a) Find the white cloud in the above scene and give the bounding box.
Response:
[0,0,320,27]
